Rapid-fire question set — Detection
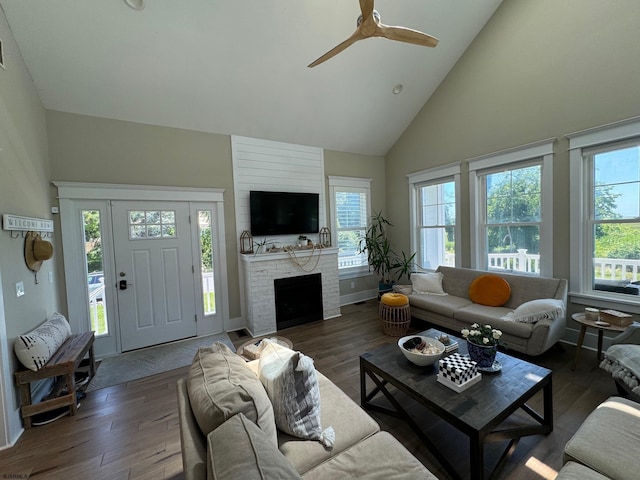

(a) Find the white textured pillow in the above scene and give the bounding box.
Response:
[258,340,335,448]
[14,313,72,371]
[411,272,447,295]
[502,298,565,324]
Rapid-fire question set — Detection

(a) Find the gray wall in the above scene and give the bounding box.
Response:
[46,112,387,320]
[386,0,640,284]
[0,10,59,446]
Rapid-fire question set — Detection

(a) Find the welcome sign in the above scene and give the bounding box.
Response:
[2,214,54,232]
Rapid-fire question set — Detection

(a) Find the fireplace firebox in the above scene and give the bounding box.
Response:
[274,273,323,330]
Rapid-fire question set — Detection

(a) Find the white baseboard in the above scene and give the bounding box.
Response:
[340,289,377,306]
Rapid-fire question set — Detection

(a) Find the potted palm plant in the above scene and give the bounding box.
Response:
[358,211,416,292]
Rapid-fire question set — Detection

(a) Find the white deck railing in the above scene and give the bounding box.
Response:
[343,249,640,282]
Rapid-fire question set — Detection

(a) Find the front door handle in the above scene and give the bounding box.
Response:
[119,280,133,290]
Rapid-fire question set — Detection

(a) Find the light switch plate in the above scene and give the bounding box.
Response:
[16,281,24,297]
[49,271,53,283]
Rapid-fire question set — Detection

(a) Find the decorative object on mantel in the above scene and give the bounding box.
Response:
[3,213,54,238]
[24,231,54,283]
[240,230,253,254]
[284,244,322,272]
[298,235,307,247]
[319,227,331,247]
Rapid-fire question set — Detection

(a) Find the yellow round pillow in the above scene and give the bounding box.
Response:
[468,275,511,307]
[381,292,409,306]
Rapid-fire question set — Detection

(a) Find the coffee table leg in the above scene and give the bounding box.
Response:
[571,325,587,371]
[597,329,604,364]
[470,434,485,480]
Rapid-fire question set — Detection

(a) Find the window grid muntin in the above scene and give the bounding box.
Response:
[128,209,177,239]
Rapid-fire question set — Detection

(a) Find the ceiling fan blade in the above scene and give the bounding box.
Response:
[378,24,439,48]
[359,0,374,20]
[308,30,366,68]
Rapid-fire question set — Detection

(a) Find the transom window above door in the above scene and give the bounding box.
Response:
[128,210,177,239]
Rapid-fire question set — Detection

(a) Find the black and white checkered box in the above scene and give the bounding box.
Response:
[437,353,481,393]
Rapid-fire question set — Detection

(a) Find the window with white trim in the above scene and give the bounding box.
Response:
[469,140,555,276]
[569,117,640,308]
[328,176,371,276]
[408,164,461,270]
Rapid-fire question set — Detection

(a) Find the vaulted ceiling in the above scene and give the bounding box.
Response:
[1,0,502,156]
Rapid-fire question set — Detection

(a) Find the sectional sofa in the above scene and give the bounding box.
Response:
[403,266,568,356]
[177,341,436,479]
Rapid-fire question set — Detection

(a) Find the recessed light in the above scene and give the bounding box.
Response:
[124,0,145,11]
[392,84,403,95]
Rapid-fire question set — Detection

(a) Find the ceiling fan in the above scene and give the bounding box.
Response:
[308,0,439,68]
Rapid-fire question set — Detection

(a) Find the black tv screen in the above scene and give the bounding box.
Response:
[250,191,319,236]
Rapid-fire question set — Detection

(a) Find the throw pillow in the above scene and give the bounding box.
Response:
[469,274,511,307]
[258,340,335,448]
[410,272,447,296]
[187,342,277,446]
[207,413,302,480]
[501,298,565,324]
[14,312,72,371]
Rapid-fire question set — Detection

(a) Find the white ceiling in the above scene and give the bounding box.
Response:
[1,0,502,156]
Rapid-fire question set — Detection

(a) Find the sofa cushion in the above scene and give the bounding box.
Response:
[408,294,473,318]
[453,303,535,338]
[556,462,611,480]
[564,396,640,480]
[411,272,447,295]
[301,432,437,480]
[502,298,565,323]
[468,274,511,307]
[258,341,334,447]
[187,342,277,446]
[207,413,302,480]
[279,371,380,475]
[14,312,72,371]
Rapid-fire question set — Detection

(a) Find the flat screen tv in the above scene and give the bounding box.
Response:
[250,191,319,236]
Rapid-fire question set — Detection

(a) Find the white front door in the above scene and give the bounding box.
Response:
[112,201,196,351]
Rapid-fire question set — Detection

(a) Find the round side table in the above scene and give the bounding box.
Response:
[571,312,628,370]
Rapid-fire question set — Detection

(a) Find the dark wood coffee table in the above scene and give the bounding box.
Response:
[360,328,553,480]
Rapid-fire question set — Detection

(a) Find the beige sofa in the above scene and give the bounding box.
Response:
[407,266,568,356]
[557,396,640,480]
[177,343,437,480]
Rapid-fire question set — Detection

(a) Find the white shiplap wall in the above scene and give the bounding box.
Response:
[231,136,326,246]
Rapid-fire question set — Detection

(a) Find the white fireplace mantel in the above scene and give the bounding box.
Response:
[240,247,341,336]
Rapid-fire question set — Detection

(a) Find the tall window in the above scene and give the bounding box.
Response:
[409,164,461,270]
[83,210,108,336]
[481,163,541,273]
[569,117,640,307]
[329,176,371,276]
[197,209,216,315]
[469,140,554,276]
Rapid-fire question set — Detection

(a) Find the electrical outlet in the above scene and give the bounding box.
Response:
[16,281,24,297]
[350,281,355,289]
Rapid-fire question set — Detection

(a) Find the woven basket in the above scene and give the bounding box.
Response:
[379,301,411,337]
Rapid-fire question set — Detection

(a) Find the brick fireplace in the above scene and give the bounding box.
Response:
[240,247,340,336]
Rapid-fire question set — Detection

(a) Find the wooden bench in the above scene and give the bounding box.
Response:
[15,331,95,429]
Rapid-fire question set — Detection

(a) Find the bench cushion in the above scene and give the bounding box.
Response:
[14,313,71,371]
[564,396,640,480]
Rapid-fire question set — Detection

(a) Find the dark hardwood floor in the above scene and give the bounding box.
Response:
[0,300,616,479]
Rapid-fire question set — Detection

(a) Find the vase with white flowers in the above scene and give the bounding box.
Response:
[461,323,503,368]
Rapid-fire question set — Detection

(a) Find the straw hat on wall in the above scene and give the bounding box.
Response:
[24,231,53,272]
